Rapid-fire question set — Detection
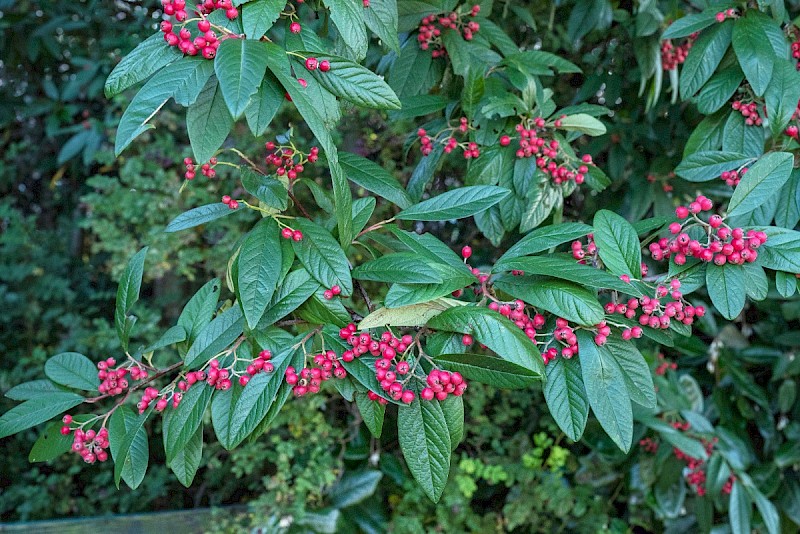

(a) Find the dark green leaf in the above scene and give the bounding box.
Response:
[728,152,794,218]
[396,185,510,221]
[105,32,182,97]
[168,423,203,487]
[352,253,444,284]
[185,305,244,368]
[679,20,733,100]
[242,0,284,39]
[165,203,237,232]
[674,151,752,183]
[732,12,775,97]
[355,392,385,438]
[115,247,148,351]
[302,52,401,110]
[109,407,149,490]
[291,218,353,296]
[29,422,74,462]
[339,152,413,209]
[494,276,604,326]
[397,398,451,503]
[187,76,234,164]
[245,72,284,136]
[241,168,288,210]
[593,210,641,278]
[177,279,221,346]
[543,356,589,442]
[363,0,400,52]
[706,263,746,320]
[238,218,283,329]
[435,353,539,389]
[164,384,213,463]
[729,482,752,534]
[500,222,593,261]
[44,352,99,391]
[322,0,368,59]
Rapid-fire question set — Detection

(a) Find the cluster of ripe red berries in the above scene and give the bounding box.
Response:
[62,417,110,464]
[238,349,276,387]
[647,172,675,193]
[417,5,481,57]
[650,196,768,266]
[660,34,696,71]
[607,279,706,329]
[714,8,738,22]
[286,348,350,397]
[265,142,318,180]
[719,167,746,187]
[792,28,800,68]
[280,226,304,241]
[783,102,800,139]
[731,99,764,126]
[322,285,342,300]
[160,1,238,59]
[139,386,182,413]
[97,358,149,396]
[504,118,595,185]
[654,352,677,375]
[183,157,218,180]
[221,195,239,209]
[417,119,480,159]
[671,422,734,496]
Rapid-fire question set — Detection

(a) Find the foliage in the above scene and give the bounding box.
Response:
[2,0,800,532]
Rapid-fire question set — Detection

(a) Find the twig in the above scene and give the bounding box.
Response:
[288,190,312,219]
[354,280,375,312]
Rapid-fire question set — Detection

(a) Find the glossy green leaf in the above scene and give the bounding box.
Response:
[104,32,181,97]
[494,276,604,326]
[604,340,656,409]
[5,380,65,401]
[500,222,593,261]
[0,392,84,439]
[706,263,746,320]
[397,398,451,503]
[164,384,213,463]
[435,353,539,389]
[184,305,244,368]
[302,52,400,110]
[362,0,399,52]
[165,203,237,232]
[339,152,412,209]
[662,10,719,39]
[558,113,606,136]
[679,21,733,100]
[493,255,638,294]
[115,247,148,351]
[578,330,632,453]
[244,72,284,136]
[238,218,283,329]
[258,268,320,327]
[382,264,474,308]
[187,76,234,164]
[728,152,794,218]
[593,210,641,278]
[355,392,385,438]
[765,60,800,138]
[352,253,444,284]
[177,279,221,346]
[729,482,752,534]
[322,0,368,59]
[291,218,353,296]
[29,422,74,463]
[168,423,203,487]
[242,0,284,38]
[397,185,510,221]
[543,356,589,442]
[215,39,269,118]
[109,407,149,490]
[732,12,775,97]
[44,352,99,391]
[240,168,288,211]
[675,151,753,183]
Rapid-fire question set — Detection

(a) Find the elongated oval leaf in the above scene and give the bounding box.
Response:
[105,32,181,97]
[339,152,412,208]
[397,399,451,503]
[291,218,353,295]
[164,385,214,463]
[577,330,632,453]
[435,353,539,389]
[242,0,284,39]
[109,407,149,490]
[675,151,753,182]
[215,39,270,118]
[184,305,244,368]
[238,218,283,329]
[44,352,99,391]
[679,20,733,100]
[732,13,774,97]
[0,393,84,439]
[543,356,589,442]
[494,255,638,294]
[301,52,400,110]
[355,392,386,438]
[727,152,794,218]
[187,76,234,164]
[705,263,746,320]
[115,247,148,351]
[593,210,641,278]
[500,222,593,261]
[493,276,605,326]
[397,186,510,221]
[352,253,444,284]
[604,339,656,409]
[165,203,238,232]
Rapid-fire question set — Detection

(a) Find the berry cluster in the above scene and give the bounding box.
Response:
[654,352,677,375]
[238,350,276,386]
[647,172,675,193]
[264,141,318,181]
[570,234,597,261]
[68,423,110,464]
[97,358,150,396]
[731,99,763,126]
[417,5,481,57]
[285,349,347,397]
[650,196,768,266]
[508,118,595,185]
[541,318,578,364]
[792,27,800,68]
[421,369,466,401]
[670,422,734,496]
[139,386,182,413]
[221,195,239,209]
[606,279,706,329]
[416,119,480,159]
[719,167,746,187]
[160,1,238,60]
[183,157,218,180]
[660,34,696,71]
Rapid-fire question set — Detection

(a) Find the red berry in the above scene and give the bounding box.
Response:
[319,60,331,72]
[461,245,472,259]
[305,57,318,70]
[290,21,302,33]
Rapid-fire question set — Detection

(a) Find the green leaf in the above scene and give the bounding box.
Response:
[743,262,768,301]
[0,393,84,439]
[500,222,593,262]
[44,352,99,391]
[493,255,638,294]
[339,152,413,208]
[543,356,589,442]
[577,330,632,453]
[352,197,376,236]
[6,380,66,401]
[291,218,353,296]
[397,398,451,502]
[397,185,510,221]
[775,169,800,229]
[355,392,386,438]
[115,58,214,155]
[722,111,764,157]
[662,10,719,39]
[440,395,464,449]
[358,299,464,329]
[776,271,797,298]
[604,339,656,409]
[144,326,187,353]
[744,483,780,534]
[679,20,733,100]
[519,180,560,232]
[245,72,283,136]
[298,288,352,327]
[391,94,448,120]
[242,0,284,38]
[185,305,245,368]
[238,218,283,330]
[558,113,606,136]
[593,210,641,278]
[352,253,444,284]
[212,346,298,448]
[329,471,383,509]
[258,268,320,328]
[388,227,471,274]
[215,39,269,118]
[694,65,744,115]
[494,275,604,326]
[29,421,74,462]
[675,151,753,183]
[639,416,708,460]
[168,423,203,487]
[165,203,237,232]
[241,168,288,210]
[729,482,752,534]
[728,152,794,218]
[104,32,181,97]
[765,60,800,138]
[164,384,214,463]
[109,407,149,490]
[389,38,438,99]
[435,353,539,389]
[363,0,400,52]
[112,408,151,488]
[732,12,775,97]
[322,0,368,59]
[567,0,611,43]
[706,263,746,320]
[187,76,234,164]
[427,306,544,377]
[177,279,221,346]
[302,52,400,110]
[383,265,474,308]
[115,247,148,351]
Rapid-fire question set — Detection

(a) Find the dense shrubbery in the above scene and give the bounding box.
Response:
[2,0,800,532]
